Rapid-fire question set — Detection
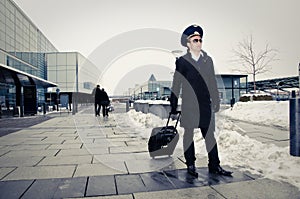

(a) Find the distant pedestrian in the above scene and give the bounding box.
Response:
[100,88,110,118]
[170,24,232,177]
[92,85,101,116]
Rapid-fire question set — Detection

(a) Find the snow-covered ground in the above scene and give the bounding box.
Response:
[222,101,289,130]
[124,100,300,189]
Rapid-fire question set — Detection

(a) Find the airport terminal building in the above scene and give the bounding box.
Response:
[131,74,248,105]
[0,0,99,117]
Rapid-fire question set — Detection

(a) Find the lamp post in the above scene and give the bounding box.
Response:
[276,81,283,101]
[171,50,183,59]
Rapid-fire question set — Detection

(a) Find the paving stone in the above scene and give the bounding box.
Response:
[109,146,148,154]
[0,139,23,145]
[47,143,83,150]
[21,177,87,199]
[106,141,128,147]
[42,137,68,142]
[163,169,199,189]
[173,168,211,186]
[3,144,51,151]
[115,174,147,194]
[55,148,92,156]
[65,194,133,199]
[125,141,147,146]
[60,133,77,138]
[62,140,83,144]
[83,143,110,149]
[165,167,252,188]
[0,149,9,157]
[93,154,136,163]
[212,178,300,199]
[77,138,96,144]
[107,134,136,139]
[125,158,179,174]
[86,147,109,155]
[38,155,93,166]
[2,165,76,180]
[105,138,140,144]
[85,132,106,139]
[134,186,223,199]
[0,179,33,199]
[22,136,47,141]
[2,149,59,157]
[0,168,15,180]
[132,152,152,160]
[74,163,127,177]
[140,172,175,192]
[0,156,43,167]
[86,175,116,196]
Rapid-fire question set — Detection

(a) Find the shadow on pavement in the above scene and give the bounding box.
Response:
[0,115,53,137]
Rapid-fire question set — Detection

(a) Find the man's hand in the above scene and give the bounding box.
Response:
[171,107,178,115]
[170,109,180,120]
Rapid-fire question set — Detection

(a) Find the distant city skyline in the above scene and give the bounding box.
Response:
[14,0,300,94]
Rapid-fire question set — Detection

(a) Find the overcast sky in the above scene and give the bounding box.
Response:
[14,0,300,94]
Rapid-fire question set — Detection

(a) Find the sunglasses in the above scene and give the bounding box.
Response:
[190,38,202,43]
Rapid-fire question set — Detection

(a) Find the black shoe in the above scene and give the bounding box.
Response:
[187,164,198,177]
[209,166,233,176]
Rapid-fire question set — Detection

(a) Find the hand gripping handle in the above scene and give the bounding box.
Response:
[166,111,181,128]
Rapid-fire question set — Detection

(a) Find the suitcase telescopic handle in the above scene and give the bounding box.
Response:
[166,111,181,128]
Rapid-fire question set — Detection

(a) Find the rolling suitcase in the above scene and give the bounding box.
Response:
[148,111,181,158]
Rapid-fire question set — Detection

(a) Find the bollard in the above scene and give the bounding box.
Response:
[43,103,46,115]
[126,100,130,112]
[290,90,300,156]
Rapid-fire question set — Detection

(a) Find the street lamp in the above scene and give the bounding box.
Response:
[171,50,183,60]
[276,81,284,101]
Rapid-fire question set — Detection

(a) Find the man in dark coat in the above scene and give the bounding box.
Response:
[93,85,101,116]
[170,24,232,177]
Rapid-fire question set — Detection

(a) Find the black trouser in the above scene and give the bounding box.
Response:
[95,102,101,115]
[101,104,108,117]
[183,127,220,169]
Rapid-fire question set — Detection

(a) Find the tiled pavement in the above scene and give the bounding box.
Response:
[0,104,299,199]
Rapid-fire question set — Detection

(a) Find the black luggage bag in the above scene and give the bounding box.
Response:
[148,111,181,158]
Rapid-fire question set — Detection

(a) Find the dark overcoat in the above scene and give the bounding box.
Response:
[170,50,220,129]
[93,87,102,103]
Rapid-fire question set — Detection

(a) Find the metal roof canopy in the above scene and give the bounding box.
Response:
[248,76,299,91]
[0,63,57,88]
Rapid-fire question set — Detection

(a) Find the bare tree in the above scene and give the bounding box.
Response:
[232,34,278,92]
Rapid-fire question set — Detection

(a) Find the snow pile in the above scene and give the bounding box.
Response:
[218,123,300,189]
[127,101,300,189]
[222,101,289,129]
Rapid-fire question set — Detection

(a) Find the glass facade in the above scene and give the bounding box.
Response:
[0,0,99,117]
[132,74,248,104]
[0,0,57,73]
[217,75,248,104]
[47,52,99,94]
[0,0,59,116]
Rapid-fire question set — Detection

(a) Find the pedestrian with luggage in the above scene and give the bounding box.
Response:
[170,24,232,177]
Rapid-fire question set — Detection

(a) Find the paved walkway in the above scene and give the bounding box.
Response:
[0,104,299,198]
[229,120,290,148]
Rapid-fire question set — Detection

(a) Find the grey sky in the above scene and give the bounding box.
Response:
[14,0,300,94]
